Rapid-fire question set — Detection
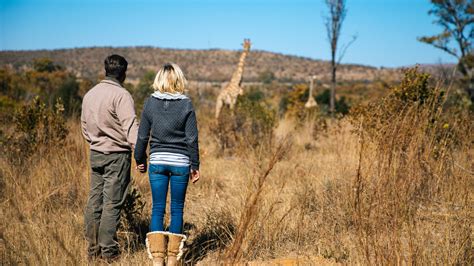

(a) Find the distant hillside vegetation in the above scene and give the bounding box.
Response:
[0,46,400,82]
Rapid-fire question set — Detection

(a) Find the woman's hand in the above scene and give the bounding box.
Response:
[190,169,200,183]
[136,163,147,173]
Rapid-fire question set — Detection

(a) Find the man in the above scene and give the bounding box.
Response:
[81,54,138,262]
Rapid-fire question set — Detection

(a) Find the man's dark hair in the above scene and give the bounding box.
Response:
[104,54,128,81]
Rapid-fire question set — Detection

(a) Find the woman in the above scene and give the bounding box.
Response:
[134,63,200,266]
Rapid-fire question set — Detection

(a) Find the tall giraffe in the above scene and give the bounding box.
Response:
[215,39,251,120]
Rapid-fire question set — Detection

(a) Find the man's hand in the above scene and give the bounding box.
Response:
[136,163,147,173]
[190,169,200,183]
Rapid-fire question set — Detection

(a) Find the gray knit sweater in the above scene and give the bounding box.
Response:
[134,94,199,170]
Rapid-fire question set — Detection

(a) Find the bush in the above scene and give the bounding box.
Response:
[118,184,148,253]
[349,67,473,264]
[132,71,155,113]
[212,87,277,155]
[56,75,81,116]
[351,67,464,153]
[0,96,68,166]
[258,70,276,84]
[33,58,63,73]
[281,84,327,139]
[0,94,18,123]
[315,89,350,115]
[1,60,82,117]
[282,84,310,121]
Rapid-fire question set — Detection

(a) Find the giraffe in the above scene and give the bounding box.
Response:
[215,39,251,120]
[305,75,318,108]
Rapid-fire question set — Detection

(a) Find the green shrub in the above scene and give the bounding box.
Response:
[234,90,276,146]
[258,70,276,84]
[56,75,81,116]
[351,67,450,149]
[1,60,82,117]
[132,71,155,113]
[33,58,63,73]
[282,83,311,121]
[282,83,350,120]
[212,87,277,154]
[118,184,147,252]
[280,84,327,140]
[0,95,18,123]
[315,89,350,115]
[0,96,68,166]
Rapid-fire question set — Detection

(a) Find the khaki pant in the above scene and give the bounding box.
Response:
[84,150,131,258]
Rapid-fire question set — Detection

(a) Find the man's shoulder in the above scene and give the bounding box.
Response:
[100,80,127,91]
[87,81,131,98]
[82,83,100,102]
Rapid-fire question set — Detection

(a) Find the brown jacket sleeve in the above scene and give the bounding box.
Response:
[115,92,139,150]
[80,106,91,143]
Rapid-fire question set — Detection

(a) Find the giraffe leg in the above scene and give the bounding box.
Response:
[215,96,224,120]
[228,98,237,119]
[229,97,238,110]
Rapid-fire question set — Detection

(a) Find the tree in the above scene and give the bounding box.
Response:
[133,70,156,112]
[324,0,356,115]
[33,58,62,73]
[258,70,276,84]
[1,59,82,116]
[418,0,474,100]
[56,75,81,116]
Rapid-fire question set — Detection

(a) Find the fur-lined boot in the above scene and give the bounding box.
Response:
[146,231,167,266]
[166,233,187,266]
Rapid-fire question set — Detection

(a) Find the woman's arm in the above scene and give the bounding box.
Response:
[134,99,151,166]
[185,101,200,171]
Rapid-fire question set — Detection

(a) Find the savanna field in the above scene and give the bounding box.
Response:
[0,57,473,266]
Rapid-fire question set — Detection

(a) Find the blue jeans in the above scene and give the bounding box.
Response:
[149,164,189,234]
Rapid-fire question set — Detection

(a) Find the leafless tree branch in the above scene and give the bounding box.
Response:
[337,34,358,65]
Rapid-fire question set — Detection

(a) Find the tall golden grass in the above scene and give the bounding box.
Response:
[1,69,472,265]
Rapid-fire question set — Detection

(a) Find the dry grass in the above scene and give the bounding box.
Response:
[1,77,473,265]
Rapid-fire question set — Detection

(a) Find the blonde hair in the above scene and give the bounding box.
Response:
[152,63,187,94]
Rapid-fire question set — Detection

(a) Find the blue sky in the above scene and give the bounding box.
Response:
[0,0,459,67]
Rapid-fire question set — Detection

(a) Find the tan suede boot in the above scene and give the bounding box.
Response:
[146,232,167,266]
[167,233,187,266]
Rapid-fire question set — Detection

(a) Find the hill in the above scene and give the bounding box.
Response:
[0,46,400,83]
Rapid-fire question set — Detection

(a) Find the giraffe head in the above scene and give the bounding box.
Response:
[242,39,251,51]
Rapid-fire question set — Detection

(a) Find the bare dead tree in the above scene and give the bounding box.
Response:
[324,0,356,115]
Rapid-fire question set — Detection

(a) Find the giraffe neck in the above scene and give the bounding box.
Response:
[229,49,249,86]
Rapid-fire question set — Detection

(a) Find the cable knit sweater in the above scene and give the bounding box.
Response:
[134,93,200,170]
